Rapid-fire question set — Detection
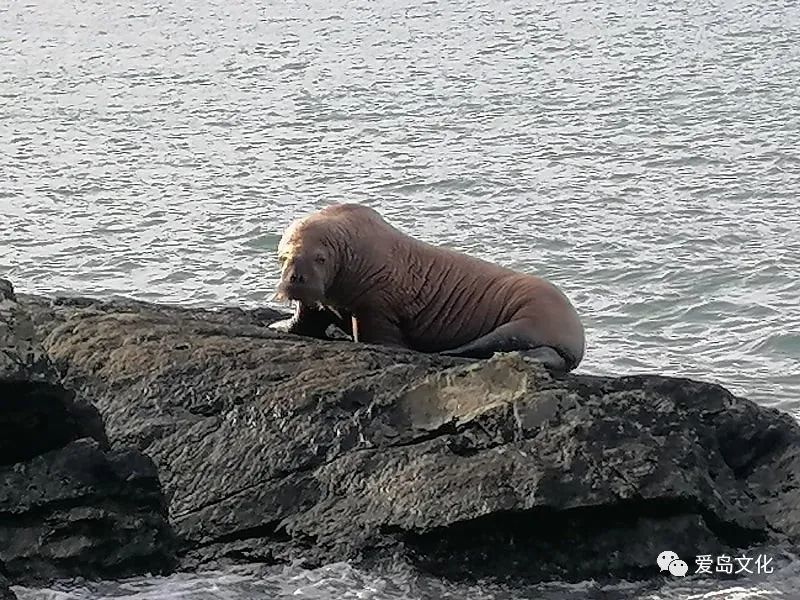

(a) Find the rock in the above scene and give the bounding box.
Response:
[0,572,15,600]
[19,292,289,346]
[0,280,176,585]
[1,281,106,463]
[1,278,56,383]
[0,439,174,583]
[21,287,800,584]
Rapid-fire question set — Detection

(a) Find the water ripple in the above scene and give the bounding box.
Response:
[12,557,800,600]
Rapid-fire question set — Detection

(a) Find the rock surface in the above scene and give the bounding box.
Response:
[0,282,176,586]
[17,287,800,583]
[0,573,14,600]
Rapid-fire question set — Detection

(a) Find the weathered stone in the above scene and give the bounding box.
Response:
[19,292,286,346]
[0,439,174,583]
[0,280,176,585]
[0,571,15,600]
[21,290,800,583]
[1,278,56,383]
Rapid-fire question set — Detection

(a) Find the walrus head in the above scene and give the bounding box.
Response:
[273,216,339,305]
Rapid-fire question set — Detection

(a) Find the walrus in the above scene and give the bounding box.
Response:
[272,203,585,371]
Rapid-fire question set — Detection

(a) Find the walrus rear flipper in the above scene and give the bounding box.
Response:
[439,321,571,371]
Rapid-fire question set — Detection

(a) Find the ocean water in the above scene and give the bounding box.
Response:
[10,558,800,600]
[2,0,799,598]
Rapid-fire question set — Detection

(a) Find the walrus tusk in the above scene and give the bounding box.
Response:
[326,305,343,321]
[312,302,343,321]
[270,290,291,305]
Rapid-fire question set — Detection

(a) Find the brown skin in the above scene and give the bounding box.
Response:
[274,203,585,371]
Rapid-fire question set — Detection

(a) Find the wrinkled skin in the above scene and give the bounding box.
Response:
[273,204,585,371]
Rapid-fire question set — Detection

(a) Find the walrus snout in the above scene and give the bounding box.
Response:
[288,271,306,284]
[276,273,325,304]
[275,253,329,303]
[277,281,323,302]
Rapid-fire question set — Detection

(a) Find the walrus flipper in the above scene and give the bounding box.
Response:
[280,302,353,340]
[517,346,567,371]
[439,321,569,371]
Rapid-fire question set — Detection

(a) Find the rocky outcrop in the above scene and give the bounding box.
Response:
[17,287,800,584]
[0,573,14,600]
[0,281,175,586]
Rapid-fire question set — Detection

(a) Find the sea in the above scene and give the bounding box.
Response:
[1,0,798,597]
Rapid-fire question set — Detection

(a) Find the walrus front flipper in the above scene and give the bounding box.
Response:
[273,302,353,341]
[440,321,569,371]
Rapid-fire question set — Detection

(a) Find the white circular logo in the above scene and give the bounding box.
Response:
[669,559,689,577]
[657,550,680,572]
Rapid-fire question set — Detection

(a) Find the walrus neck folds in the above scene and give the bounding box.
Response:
[325,225,399,310]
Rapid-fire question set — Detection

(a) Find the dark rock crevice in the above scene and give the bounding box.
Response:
[719,424,789,480]
[0,381,107,465]
[401,504,711,583]
[402,491,772,584]
[209,520,292,545]
[0,574,14,600]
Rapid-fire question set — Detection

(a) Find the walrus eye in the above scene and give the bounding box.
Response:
[315,256,326,264]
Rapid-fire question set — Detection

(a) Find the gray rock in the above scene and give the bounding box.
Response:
[1,277,55,383]
[0,572,15,600]
[0,280,176,586]
[0,439,174,583]
[1,281,106,464]
[19,292,288,346]
[22,289,800,584]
